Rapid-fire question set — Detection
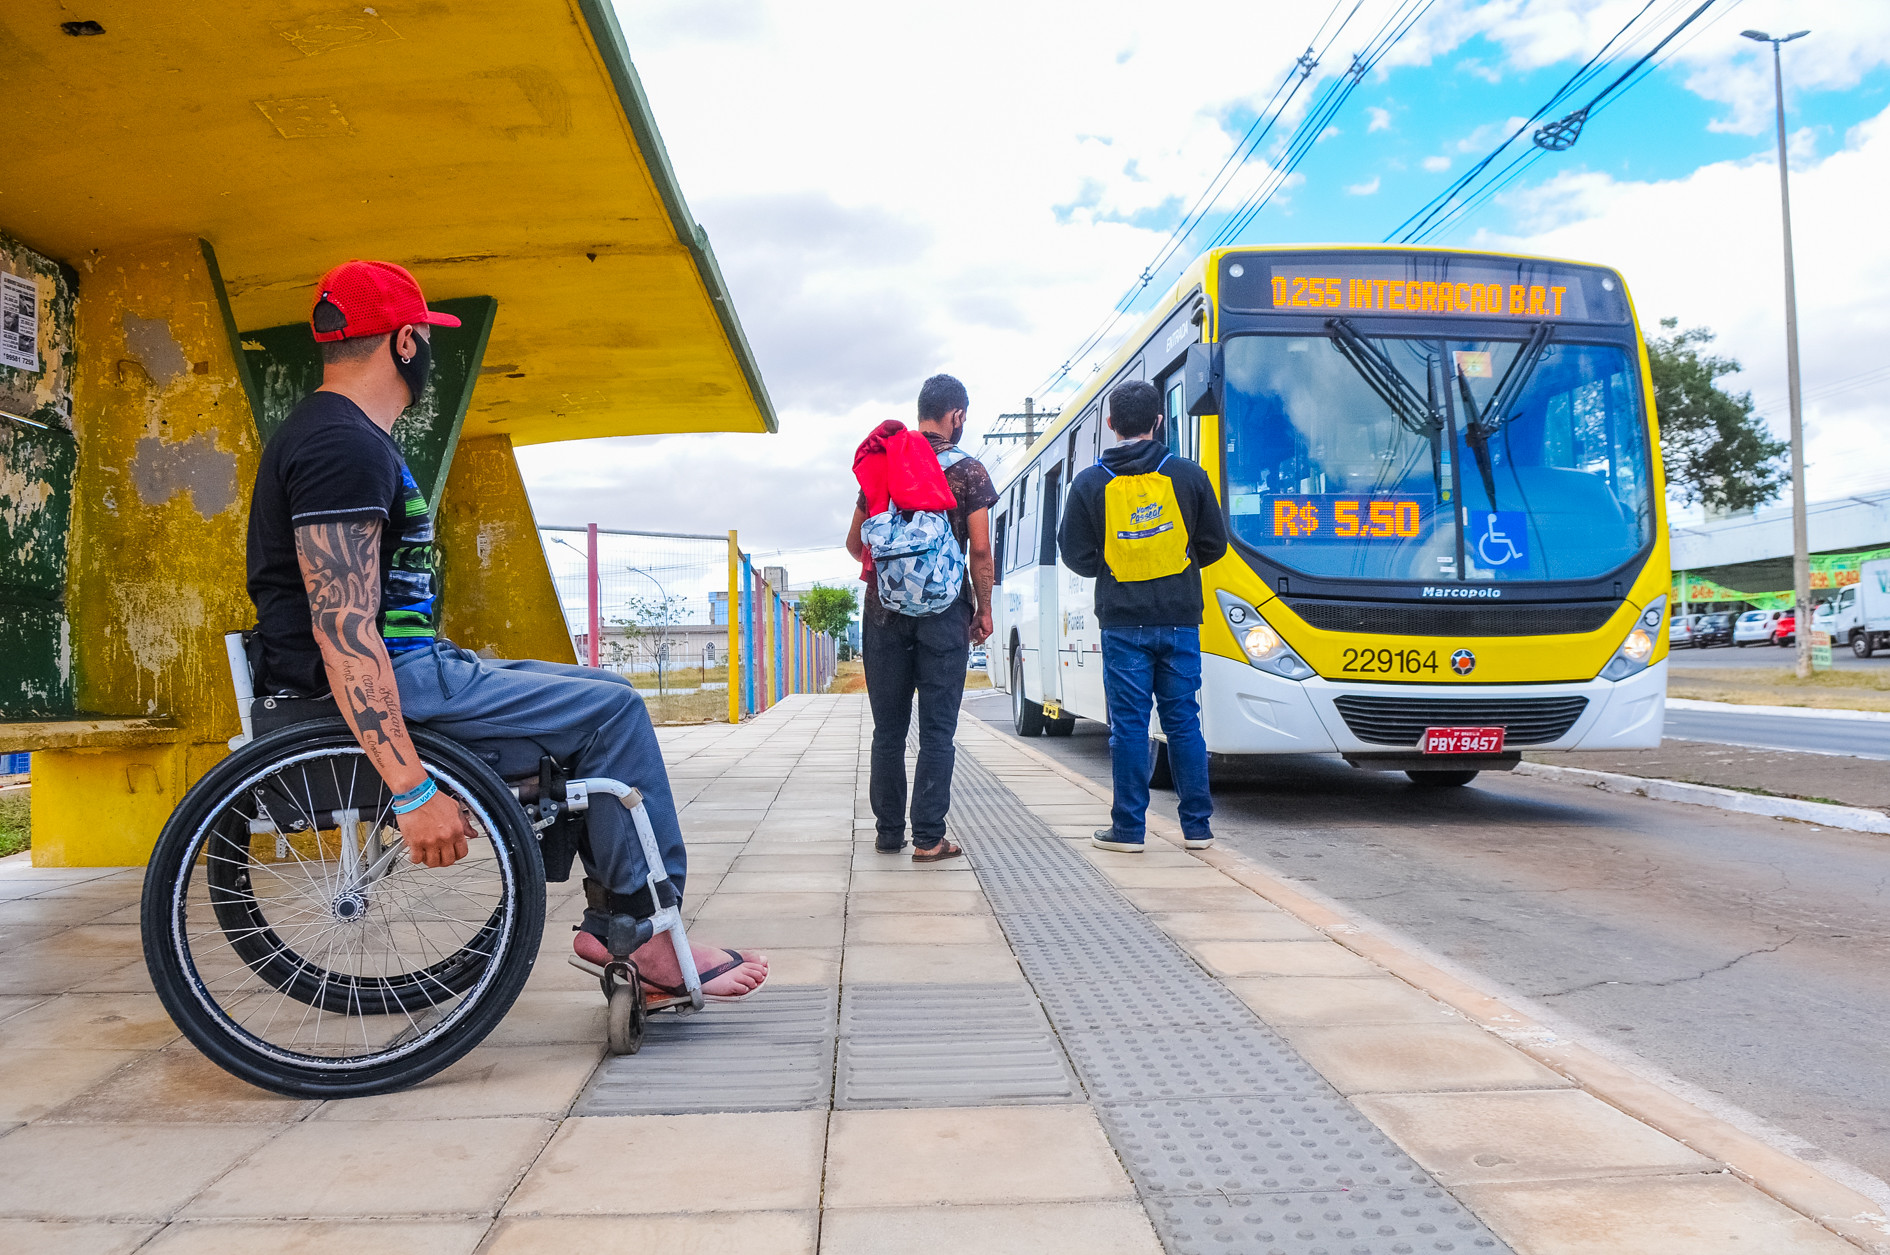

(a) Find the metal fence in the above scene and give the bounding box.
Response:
[540,525,838,723]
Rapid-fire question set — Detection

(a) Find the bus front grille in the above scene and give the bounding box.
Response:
[1285,600,1619,637]
[1332,695,1590,746]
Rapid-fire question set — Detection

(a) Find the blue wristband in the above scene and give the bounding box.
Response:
[391,777,437,815]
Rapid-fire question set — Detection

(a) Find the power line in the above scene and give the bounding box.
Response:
[1032,0,1437,403]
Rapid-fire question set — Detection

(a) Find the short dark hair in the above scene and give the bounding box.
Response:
[1107,380,1161,437]
[319,332,390,365]
[917,373,969,422]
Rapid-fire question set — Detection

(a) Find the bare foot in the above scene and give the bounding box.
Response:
[573,930,769,998]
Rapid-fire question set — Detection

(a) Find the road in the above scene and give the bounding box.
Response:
[1663,702,1890,760]
[1667,644,1887,673]
[962,690,1890,1192]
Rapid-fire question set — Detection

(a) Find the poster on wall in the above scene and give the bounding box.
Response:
[0,271,39,372]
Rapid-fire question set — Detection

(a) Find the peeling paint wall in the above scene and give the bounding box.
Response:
[437,434,577,664]
[66,236,260,728]
[0,230,78,716]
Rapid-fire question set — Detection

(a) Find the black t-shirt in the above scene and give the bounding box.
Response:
[245,392,440,696]
[856,433,998,628]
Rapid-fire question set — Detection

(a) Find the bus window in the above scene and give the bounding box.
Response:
[1162,374,1196,461]
[1070,407,1099,478]
[991,512,1008,584]
[1039,463,1063,565]
[1012,468,1040,571]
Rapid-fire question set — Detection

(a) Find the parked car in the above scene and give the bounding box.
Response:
[1668,614,1698,648]
[1691,612,1734,647]
[1733,609,1781,647]
[1774,612,1796,647]
[968,646,988,671]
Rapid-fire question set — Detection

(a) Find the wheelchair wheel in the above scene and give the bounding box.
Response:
[606,969,645,1056]
[142,719,545,1098]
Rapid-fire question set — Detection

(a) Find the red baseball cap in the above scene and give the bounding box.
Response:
[309,259,461,343]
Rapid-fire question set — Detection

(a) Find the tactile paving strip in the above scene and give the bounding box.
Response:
[1104,1096,1431,1196]
[948,754,1513,1255]
[575,985,835,1116]
[1061,1026,1327,1103]
[836,983,1080,1108]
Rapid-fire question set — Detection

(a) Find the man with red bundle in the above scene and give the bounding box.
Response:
[845,374,997,861]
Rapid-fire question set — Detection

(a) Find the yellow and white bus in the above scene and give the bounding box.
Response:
[988,245,1670,786]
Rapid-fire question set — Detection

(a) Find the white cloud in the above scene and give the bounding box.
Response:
[1346,176,1382,195]
[1422,154,1453,172]
[514,0,1890,564]
[1480,103,1890,499]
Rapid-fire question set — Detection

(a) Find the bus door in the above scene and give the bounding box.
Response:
[1037,460,1065,706]
[1065,410,1106,720]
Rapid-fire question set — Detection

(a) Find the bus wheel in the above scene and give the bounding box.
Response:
[1011,653,1047,737]
[1148,738,1174,789]
[1407,770,1478,787]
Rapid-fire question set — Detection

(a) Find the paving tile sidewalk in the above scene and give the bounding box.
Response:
[0,695,1875,1254]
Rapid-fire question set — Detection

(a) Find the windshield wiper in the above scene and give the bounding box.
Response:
[1324,318,1445,439]
[1456,321,1554,505]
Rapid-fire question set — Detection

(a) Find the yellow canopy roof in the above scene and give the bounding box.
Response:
[1,0,775,442]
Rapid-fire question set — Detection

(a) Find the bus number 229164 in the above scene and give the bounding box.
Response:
[1341,647,1438,675]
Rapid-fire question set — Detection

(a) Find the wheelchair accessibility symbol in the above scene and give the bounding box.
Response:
[1471,511,1529,570]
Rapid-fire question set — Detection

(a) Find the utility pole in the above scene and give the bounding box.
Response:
[983,397,1061,446]
[1742,27,1813,678]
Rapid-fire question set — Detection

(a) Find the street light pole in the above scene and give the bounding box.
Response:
[1742,28,1812,678]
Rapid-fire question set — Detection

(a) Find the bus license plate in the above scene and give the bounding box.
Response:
[1422,727,1506,754]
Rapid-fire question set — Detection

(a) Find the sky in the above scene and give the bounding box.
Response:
[517,0,1890,594]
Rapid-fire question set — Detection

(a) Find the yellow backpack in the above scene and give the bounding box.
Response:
[1101,455,1192,582]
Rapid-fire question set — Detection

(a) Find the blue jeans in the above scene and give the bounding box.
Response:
[1100,626,1212,842]
[391,643,686,910]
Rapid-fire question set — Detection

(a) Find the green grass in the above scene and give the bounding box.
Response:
[0,790,29,859]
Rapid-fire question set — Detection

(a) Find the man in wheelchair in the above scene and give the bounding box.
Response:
[245,260,768,1005]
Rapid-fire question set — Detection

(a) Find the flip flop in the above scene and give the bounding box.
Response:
[643,949,767,1003]
[911,840,964,863]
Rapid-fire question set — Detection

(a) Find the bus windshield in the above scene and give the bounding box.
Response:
[1222,331,1652,584]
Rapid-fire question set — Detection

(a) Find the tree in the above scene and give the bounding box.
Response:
[606,593,689,691]
[798,584,858,638]
[1648,318,1788,513]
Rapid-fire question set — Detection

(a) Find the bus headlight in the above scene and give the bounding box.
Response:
[1217,592,1313,680]
[1600,595,1664,681]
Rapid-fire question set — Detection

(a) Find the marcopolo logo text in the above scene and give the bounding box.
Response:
[1420,586,1503,599]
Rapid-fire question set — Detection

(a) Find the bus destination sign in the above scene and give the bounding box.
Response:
[1270,268,1584,319]
[1215,251,1629,322]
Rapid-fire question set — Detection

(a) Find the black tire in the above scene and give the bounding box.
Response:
[142,720,545,1098]
[1046,715,1076,737]
[1407,770,1479,787]
[1147,737,1174,789]
[1011,652,1047,737]
[607,979,644,1056]
[1854,632,1874,659]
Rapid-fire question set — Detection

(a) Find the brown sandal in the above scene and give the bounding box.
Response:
[912,840,964,863]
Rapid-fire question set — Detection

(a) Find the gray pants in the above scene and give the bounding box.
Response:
[391,642,687,908]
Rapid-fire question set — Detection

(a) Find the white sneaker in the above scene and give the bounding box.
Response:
[1182,835,1215,850]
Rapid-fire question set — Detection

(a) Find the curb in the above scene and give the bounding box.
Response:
[961,712,1890,1254]
[1668,697,1890,723]
[1514,761,1890,834]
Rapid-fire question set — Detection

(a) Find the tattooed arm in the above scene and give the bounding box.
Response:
[295,519,471,868]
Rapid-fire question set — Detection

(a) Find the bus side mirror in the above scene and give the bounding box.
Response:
[1184,343,1221,416]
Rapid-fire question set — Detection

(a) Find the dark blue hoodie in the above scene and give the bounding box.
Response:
[1057,438,1229,629]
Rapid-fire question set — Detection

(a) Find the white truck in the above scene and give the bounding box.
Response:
[1828,558,1890,658]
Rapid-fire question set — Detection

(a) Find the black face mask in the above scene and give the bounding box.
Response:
[391,331,432,409]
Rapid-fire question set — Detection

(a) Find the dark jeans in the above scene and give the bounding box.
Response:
[390,642,686,910]
[863,600,972,848]
[1100,625,1212,842]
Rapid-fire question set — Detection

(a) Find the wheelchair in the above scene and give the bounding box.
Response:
[138,632,703,1099]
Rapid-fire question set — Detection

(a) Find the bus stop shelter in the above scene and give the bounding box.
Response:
[0,0,776,864]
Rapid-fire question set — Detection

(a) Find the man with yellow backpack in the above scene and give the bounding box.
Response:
[1057,380,1228,852]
